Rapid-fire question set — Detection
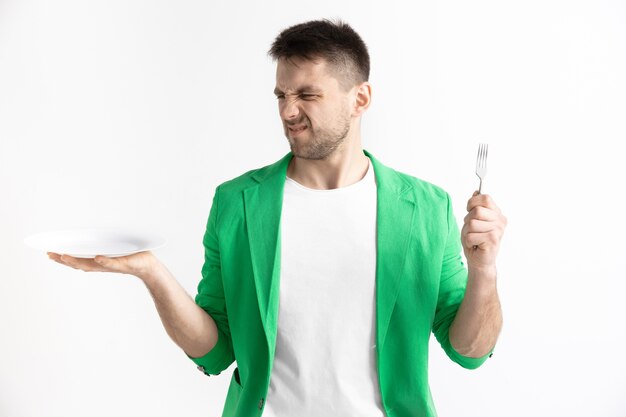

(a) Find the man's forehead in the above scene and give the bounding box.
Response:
[274,57,335,93]
[277,55,330,74]
[278,54,325,69]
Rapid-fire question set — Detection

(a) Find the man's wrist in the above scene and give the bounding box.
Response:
[467,264,498,293]
[468,264,497,277]
[137,256,167,287]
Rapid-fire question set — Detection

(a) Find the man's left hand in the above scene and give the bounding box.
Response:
[461,190,507,270]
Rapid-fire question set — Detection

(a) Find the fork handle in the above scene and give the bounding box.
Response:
[473,180,482,250]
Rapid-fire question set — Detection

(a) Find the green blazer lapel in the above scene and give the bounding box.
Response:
[364,149,417,351]
[243,149,417,364]
[243,152,292,361]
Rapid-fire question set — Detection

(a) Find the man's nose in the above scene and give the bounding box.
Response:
[280,97,300,121]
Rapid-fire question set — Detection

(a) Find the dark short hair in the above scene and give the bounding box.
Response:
[267,18,370,91]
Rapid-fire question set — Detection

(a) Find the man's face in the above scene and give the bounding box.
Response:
[274,56,354,160]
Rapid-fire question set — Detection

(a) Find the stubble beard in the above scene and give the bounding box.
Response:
[286,112,351,161]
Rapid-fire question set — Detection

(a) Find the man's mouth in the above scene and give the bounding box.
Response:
[288,125,307,133]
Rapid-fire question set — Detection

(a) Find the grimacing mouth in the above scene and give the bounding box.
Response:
[286,122,308,132]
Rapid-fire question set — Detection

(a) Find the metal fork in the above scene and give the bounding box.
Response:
[475,143,488,194]
[473,143,488,250]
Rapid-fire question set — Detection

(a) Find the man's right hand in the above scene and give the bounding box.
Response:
[47,250,159,280]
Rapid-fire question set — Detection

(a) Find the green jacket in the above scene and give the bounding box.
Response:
[188,149,493,417]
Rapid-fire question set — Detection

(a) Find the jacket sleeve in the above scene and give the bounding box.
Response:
[186,185,236,375]
[431,192,494,369]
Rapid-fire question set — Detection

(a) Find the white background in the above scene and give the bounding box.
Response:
[2,0,625,416]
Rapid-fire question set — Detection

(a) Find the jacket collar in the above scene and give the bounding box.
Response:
[243,149,417,365]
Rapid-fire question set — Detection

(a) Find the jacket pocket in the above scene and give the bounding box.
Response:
[222,367,243,417]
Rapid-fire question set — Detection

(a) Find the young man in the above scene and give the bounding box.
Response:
[49,19,507,417]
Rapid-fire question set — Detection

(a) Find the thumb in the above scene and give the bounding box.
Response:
[94,255,117,269]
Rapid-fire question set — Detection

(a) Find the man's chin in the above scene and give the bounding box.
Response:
[287,145,312,160]
[288,145,331,161]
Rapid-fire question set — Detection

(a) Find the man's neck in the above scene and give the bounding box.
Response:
[286,144,370,190]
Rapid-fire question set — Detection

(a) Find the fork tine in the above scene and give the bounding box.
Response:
[481,143,487,168]
[485,143,489,168]
[483,143,488,168]
[477,143,484,168]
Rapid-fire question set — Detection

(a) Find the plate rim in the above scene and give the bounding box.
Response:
[24,227,168,257]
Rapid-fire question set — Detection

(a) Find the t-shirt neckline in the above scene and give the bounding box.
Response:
[285,157,373,193]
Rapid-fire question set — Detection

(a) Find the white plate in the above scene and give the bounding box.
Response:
[24,228,167,258]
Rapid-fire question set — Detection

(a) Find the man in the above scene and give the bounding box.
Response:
[49,19,507,417]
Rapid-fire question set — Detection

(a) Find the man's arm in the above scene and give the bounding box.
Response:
[450,190,507,358]
[47,186,230,369]
[140,260,219,358]
[448,265,502,358]
[48,250,220,358]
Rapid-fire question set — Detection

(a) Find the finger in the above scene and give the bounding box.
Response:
[95,255,139,275]
[467,194,499,212]
[48,253,68,266]
[464,206,500,222]
[93,255,123,271]
[462,218,495,234]
[467,193,500,213]
[48,252,75,267]
[59,254,106,272]
[47,252,61,261]
[463,231,501,248]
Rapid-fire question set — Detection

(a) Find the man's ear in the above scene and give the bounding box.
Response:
[352,82,372,117]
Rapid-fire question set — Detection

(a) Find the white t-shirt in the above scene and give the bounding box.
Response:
[262,157,385,416]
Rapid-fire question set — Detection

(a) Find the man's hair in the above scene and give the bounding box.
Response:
[267,18,370,91]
